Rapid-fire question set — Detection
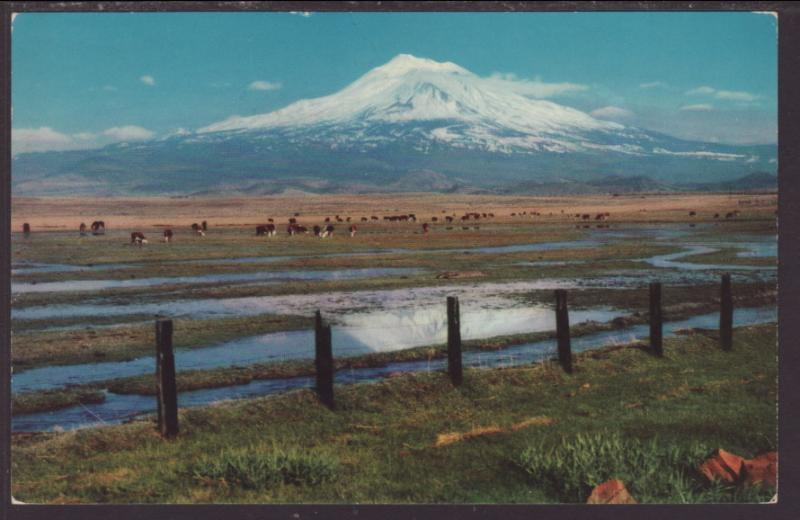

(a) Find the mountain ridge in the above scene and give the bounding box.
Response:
[12,54,776,196]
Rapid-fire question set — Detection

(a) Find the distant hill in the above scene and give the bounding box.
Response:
[680,172,777,192]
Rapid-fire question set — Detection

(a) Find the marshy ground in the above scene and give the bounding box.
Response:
[9,192,778,503]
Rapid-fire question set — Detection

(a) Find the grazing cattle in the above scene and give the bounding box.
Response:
[321,224,335,238]
[725,212,735,219]
[313,225,322,237]
[689,211,696,217]
[346,217,352,222]
[294,212,300,217]
[432,216,438,222]
[268,218,274,223]
[422,223,429,234]
[371,216,379,221]
[488,213,494,218]
[445,216,454,223]
[191,223,205,236]
[361,217,368,222]
[287,224,309,235]
[349,224,357,237]
[201,220,208,231]
[713,213,720,218]
[256,224,276,237]
[22,223,31,236]
[595,213,606,221]
[408,214,417,222]
[163,229,173,242]
[510,212,516,217]
[324,217,331,223]
[79,222,87,236]
[91,220,106,235]
[288,217,297,225]
[131,232,147,246]
[582,214,591,220]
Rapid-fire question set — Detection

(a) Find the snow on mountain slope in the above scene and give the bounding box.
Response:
[197,54,626,153]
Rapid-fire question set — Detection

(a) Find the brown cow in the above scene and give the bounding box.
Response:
[163,229,173,242]
[256,224,276,236]
[131,231,147,246]
[79,222,87,236]
[22,223,30,236]
[422,223,429,234]
[201,220,208,231]
[91,221,106,235]
[191,223,205,236]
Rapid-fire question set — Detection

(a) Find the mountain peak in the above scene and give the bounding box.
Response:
[197,54,615,138]
[374,54,471,76]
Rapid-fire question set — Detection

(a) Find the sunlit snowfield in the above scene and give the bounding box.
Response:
[10,193,777,431]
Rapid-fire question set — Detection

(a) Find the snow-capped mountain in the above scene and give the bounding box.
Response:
[12,54,776,196]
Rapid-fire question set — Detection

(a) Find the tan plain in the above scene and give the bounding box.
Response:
[11,192,776,230]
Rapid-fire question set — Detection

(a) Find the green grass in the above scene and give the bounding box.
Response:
[188,444,340,490]
[12,388,106,416]
[12,314,314,370]
[11,323,777,504]
[516,432,772,503]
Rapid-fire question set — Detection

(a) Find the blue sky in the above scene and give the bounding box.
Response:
[11,11,777,153]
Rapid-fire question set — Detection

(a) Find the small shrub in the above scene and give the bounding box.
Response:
[190,444,339,489]
[515,432,773,503]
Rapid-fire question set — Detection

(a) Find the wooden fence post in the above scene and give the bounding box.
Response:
[555,289,572,373]
[314,311,335,408]
[649,282,663,357]
[155,319,179,438]
[447,296,463,386]
[720,274,733,351]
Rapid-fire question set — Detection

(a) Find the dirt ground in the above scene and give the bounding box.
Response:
[11,192,777,230]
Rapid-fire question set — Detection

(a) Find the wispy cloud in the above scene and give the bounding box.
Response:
[686,86,716,96]
[289,11,313,17]
[102,125,155,141]
[686,85,760,102]
[639,81,666,89]
[679,103,714,112]
[13,125,155,154]
[140,75,156,86]
[248,80,282,91]
[484,72,588,98]
[590,106,635,120]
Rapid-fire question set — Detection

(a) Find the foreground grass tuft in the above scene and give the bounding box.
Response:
[516,431,773,503]
[189,444,340,490]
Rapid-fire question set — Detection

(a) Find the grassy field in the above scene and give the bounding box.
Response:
[10,192,778,504]
[11,323,777,504]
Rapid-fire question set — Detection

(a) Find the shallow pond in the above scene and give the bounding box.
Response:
[11,267,420,294]
[11,304,617,393]
[12,306,776,432]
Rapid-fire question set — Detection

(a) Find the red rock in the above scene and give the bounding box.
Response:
[586,479,637,504]
[699,449,745,483]
[743,452,777,488]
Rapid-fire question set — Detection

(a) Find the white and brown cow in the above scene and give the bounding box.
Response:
[131,231,148,246]
[163,229,173,242]
[349,224,357,237]
[321,224,335,238]
[191,223,205,236]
